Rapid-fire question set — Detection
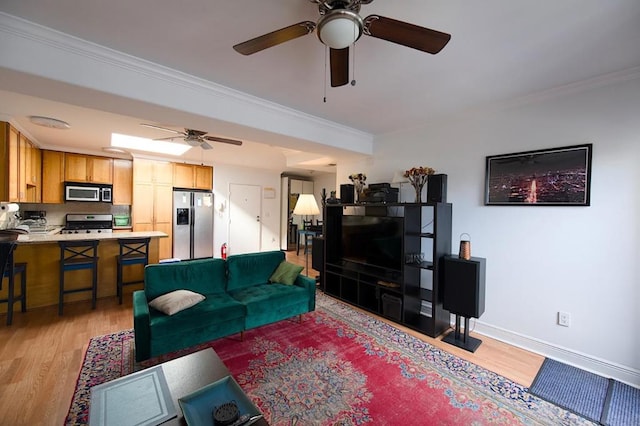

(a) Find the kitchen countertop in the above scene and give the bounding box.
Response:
[16,230,168,244]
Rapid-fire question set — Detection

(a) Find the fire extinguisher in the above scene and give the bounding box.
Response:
[221,243,227,260]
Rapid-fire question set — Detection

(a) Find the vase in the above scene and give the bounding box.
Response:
[354,182,364,203]
[413,184,424,203]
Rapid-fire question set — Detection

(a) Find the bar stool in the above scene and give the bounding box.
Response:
[116,238,150,304]
[58,240,99,315]
[0,231,27,326]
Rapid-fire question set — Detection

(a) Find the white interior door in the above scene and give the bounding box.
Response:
[228,183,261,255]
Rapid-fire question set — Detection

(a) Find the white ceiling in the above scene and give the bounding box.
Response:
[0,1,639,172]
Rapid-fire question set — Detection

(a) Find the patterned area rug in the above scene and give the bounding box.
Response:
[67,293,595,425]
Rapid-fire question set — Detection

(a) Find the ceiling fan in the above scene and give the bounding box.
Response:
[233,0,451,87]
[141,124,243,150]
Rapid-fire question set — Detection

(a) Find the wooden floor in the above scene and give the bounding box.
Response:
[0,251,544,426]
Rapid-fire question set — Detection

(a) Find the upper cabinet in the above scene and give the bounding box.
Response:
[0,122,41,202]
[290,179,314,195]
[173,163,213,190]
[133,158,173,185]
[112,159,133,205]
[64,153,113,184]
[41,150,65,204]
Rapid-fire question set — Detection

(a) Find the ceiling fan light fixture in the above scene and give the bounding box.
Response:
[317,10,363,49]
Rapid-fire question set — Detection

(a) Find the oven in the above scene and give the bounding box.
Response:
[60,214,113,234]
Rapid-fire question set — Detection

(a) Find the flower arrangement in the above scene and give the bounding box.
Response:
[349,173,367,202]
[404,167,435,203]
[348,173,366,184]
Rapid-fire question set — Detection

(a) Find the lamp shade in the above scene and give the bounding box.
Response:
[317,10,363,49]
[293,194,320,216]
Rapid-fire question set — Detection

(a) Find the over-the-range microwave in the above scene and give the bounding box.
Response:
[64,182,112,203]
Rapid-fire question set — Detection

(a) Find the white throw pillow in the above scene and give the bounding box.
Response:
[148,290,205,316]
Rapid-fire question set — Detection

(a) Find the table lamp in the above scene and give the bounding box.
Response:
[293,194,320,276]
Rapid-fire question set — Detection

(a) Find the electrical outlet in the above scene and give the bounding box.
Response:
[558,311,571,327]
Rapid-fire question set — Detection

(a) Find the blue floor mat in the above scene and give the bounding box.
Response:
[529,358,610,423]
[602,380,640,426]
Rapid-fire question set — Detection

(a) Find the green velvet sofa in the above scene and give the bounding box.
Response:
[133,250,316,362]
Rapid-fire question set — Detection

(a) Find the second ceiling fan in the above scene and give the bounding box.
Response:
[233,0,451,87]
[141,124,243,150]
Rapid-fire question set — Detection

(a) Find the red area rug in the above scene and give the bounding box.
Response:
[67,293,593,425]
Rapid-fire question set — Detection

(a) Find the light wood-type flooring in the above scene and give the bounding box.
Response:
[0,251,544,425]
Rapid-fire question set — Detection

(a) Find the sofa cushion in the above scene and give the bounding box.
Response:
[145,258,227,301]
[229,283,308,317]
[148,289,205,316]
[226,251,285,291]
[269,261,304,285]
[150,293,245,339]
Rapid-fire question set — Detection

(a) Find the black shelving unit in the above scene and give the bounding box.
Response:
[323,202,452,338]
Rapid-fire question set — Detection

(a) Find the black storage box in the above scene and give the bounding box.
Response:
[381,293,402,321]
[361,183,399,203]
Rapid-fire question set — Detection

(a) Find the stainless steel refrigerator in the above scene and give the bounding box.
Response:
[173,190,214,260]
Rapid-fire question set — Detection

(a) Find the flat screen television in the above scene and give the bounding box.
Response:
[341,215,403,271]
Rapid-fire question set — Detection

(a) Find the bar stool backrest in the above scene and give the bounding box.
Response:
[118,238,150,263]
[0,231,19,283]
[59,240,99,267]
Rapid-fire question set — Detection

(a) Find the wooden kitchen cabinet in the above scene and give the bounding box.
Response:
[194,165,213,190]
[0,122,40,202]
[64,153,113,184]
[7,124,19,202]
[173,163,213,190]
[22,135,41,202]
[132,158,174,259]
[112,159,133,205]
[41,150,65,204]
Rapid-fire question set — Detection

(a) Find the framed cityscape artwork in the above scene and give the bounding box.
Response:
[485,144,592,206]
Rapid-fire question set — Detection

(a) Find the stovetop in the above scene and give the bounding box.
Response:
[61,213,113,234]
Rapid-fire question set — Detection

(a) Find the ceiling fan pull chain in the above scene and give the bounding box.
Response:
[351,39,356,86]
[323,46,328,102]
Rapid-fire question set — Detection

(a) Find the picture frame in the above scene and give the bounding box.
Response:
[485,144,592,206]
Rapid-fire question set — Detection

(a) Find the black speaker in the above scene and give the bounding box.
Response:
[340,184,354,203]
[443,255,486,318]
[427,174,447,203]
[311,236,324,271]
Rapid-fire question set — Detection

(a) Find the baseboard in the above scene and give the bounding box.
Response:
[472,321,640,388]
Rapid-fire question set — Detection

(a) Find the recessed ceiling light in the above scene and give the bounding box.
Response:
[29,115,71,129]
[111,133,191,156]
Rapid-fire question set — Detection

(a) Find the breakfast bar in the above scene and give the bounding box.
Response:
[4,231,167,312]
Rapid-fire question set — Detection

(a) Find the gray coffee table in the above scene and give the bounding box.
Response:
[91,348,268,426]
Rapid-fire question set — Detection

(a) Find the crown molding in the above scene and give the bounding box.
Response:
[0,12,373,153]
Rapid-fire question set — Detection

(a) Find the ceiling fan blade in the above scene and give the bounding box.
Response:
[204,136,243,146]
[364,15,451,54]
[233,21,316,55]
[140,123,184,135]
[200,141,213,150]
[330,47,349,88]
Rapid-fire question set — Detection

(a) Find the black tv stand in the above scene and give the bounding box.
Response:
[322,202,452,338]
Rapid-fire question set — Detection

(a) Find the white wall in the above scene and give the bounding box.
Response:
[312,173,337,221]
[339,75,640,385]
[212,163,282,257]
